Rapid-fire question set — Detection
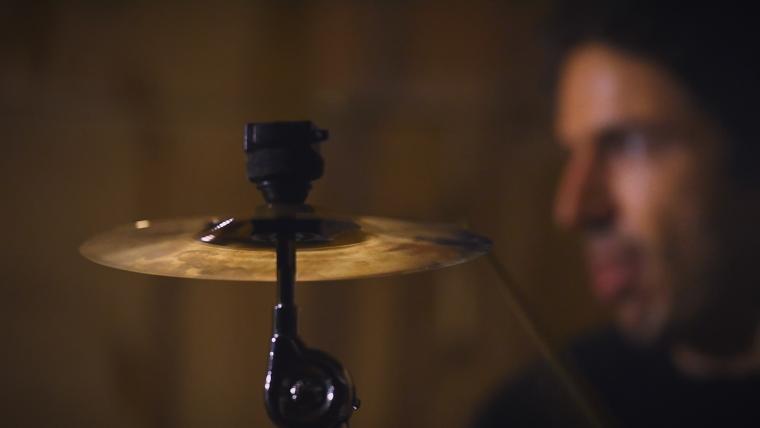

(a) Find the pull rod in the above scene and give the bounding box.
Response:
[485,252,608,428]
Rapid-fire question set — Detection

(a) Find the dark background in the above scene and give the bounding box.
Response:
[0,1,603,426]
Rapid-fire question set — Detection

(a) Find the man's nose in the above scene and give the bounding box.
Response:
[554,150,613,231]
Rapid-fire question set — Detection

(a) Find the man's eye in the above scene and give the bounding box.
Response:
[598,131,655,158]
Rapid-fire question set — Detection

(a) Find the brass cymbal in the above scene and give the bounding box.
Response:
[80,210,491,282]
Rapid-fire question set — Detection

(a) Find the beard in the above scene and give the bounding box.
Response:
[648,200,760,357]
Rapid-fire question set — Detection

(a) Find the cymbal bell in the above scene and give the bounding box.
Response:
[80,209,491,282]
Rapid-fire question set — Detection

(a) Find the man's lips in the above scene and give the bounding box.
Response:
[586,237,641,304]
[589,261,638,304]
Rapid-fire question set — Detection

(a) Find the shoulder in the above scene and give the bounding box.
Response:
[472,328,625,428]
[471,361,588,428]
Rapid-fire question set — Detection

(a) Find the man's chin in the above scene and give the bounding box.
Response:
[613,300,668,347]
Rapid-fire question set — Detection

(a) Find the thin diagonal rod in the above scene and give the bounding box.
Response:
[485,251,607,428]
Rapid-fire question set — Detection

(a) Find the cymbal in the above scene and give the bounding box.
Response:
[80,210,491,282]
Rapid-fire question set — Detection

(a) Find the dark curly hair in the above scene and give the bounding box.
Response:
[546,0,759,182]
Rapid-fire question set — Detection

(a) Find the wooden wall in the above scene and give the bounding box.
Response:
[0,1,603,427]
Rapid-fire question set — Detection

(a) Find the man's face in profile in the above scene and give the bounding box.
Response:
[552,43,745,347]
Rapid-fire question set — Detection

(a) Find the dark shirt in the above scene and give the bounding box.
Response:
[473,328,760,428]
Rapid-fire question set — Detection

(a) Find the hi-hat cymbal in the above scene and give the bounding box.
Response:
[80,210,491,282]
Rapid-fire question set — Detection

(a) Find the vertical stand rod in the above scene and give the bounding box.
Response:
[276,234,296,307]
[275,234,297,337]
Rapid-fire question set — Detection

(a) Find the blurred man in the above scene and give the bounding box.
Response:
[476,1,760,427]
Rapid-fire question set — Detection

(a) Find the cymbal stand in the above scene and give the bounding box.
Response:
[244,121,359,427]
[263,231,359,428]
